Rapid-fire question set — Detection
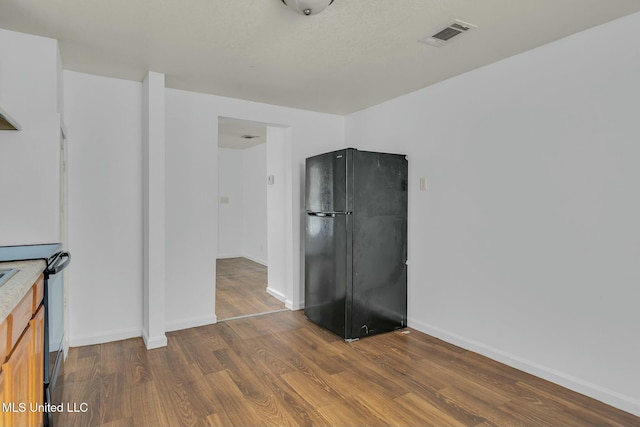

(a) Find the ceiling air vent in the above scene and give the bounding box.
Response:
[420,19,477,47]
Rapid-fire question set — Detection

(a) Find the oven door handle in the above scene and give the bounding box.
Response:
[46,251,71,275]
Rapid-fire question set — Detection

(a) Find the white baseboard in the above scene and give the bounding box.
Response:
[266,288,304,311]
[244,254,267,266]
[266,286,286,302]
[217,254,243,259]
[217,254,268,266]
[69,327,142,347]
[68,315,218,348]
[142,331,168,350]
[166,313,218,332]
[409,318,640,417]
[286,299,304,310]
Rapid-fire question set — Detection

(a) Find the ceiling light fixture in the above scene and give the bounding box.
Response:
[281,0,334,16]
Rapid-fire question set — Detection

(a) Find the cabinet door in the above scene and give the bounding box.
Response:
[4,325,33,427]
[0,317,8,365]
[30,305,45,427]
[0,369,8,427]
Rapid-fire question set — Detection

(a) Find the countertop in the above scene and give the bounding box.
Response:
[0,259,46,323]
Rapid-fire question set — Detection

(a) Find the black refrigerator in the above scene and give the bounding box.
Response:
[304,148,408,341]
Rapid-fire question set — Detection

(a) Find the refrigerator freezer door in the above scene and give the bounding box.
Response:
[305,149,349,213]
[350,151,408,339]
[305,213,349,339]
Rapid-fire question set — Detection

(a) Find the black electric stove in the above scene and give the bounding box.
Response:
[0,243,61,262]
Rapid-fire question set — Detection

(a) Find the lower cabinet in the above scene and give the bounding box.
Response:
[3,324,33,427]
[0,369,6,426]
[30,305,45,427]
[1,274,45,427]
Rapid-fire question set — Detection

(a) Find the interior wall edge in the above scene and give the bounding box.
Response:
[408,318,640,417]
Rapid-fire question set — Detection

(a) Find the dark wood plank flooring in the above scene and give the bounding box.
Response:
[216,257,285,320]
[58,310,639,427]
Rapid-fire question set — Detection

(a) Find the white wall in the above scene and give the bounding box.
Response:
[0,29,60,245]
[164,89,219,331]
[266,127,289,302]
[242,143,267,265]
[64,70,143,345]
[218,143,268,264]
[61,73,342,340]
[218,144,267,263]
[218,148,244,258]
[165,88,344,330]
[346,12,640,416]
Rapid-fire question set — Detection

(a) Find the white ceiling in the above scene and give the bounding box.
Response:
[1,1,640,115]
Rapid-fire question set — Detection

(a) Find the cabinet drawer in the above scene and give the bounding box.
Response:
[0,317,7,363]
[32,273,44,313]
[9,287,33,351]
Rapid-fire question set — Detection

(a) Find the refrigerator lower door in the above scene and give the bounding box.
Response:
[304,212,349,339]
[350,151,408,339]
[351,215,407,338]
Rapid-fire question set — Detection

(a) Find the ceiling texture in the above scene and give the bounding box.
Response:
[1,0,640,115]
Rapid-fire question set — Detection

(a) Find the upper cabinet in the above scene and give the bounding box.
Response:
[0,106,20,130]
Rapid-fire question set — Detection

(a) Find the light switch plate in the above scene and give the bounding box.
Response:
[419,177,427,191]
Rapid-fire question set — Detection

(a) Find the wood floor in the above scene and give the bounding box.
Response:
[216,257,285,320]
[58,310,639,427]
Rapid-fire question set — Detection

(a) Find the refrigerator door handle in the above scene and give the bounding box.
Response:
[46,251,71,275]
[306,211,352,217]
[307,212,336,218]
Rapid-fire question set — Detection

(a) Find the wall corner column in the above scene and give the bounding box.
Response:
[142,71,167,349]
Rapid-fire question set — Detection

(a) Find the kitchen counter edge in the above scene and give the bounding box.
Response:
[0,259,47,322]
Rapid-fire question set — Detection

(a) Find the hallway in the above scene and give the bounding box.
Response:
[216,257,285,320]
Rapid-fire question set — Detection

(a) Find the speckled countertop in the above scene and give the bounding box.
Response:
[0,259,46,323]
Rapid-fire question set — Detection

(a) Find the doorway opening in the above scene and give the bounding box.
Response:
[216,258,286,320]
[216,117,286,321]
